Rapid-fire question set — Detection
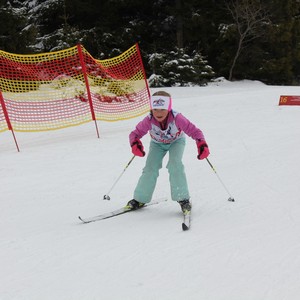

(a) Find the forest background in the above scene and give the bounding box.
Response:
[1,0,300,87]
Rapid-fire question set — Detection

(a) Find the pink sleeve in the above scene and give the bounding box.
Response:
[175,113,206,141]
[129,115,152,145]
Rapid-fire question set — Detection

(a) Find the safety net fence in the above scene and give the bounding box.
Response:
[0,44,150,150]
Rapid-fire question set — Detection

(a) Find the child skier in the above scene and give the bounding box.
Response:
[126,91,210,213]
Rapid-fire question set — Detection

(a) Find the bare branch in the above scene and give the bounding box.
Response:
[225,0,270,80]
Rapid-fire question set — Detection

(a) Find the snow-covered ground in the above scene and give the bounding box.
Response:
[1,79,300,300]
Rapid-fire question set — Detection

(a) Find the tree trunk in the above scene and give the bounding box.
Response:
[229,36,244,81]
[176,0,184,48]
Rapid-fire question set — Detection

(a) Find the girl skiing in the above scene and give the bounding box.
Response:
[126,91,210,213]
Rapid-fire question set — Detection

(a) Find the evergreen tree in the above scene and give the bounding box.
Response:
[0,0,300,84]
[256,0,300,84]
[148,48,214,87]
[0,0,37,53]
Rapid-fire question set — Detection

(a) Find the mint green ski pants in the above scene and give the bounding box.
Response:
[134,138,190,203]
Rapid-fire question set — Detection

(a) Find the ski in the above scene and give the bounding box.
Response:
[182,211,191,231]
[78,198,167,224]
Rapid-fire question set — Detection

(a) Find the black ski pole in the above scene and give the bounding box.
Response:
[103,155,136,200]
[206,158,235,202]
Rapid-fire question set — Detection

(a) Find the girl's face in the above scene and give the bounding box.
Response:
[152,109,169,122]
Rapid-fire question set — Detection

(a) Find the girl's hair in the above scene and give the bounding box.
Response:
[152,91,171,97]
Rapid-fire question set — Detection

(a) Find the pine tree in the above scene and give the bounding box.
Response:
[0,0,299,84]
[148,48,214,87]
[0,1,37,53]
[256,0,300,84]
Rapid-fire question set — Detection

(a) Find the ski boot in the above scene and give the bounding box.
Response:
[126,199,145,210]
[178,199,191,214]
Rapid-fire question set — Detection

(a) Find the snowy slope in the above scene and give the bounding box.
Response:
[1,80,300,300]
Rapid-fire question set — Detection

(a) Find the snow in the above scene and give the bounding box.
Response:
[1,79,300,300]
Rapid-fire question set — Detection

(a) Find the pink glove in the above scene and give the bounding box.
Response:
[197,140,210,160]
[131,139,145,157]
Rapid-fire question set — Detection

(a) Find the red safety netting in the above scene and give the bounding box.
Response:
[0,44,150,136]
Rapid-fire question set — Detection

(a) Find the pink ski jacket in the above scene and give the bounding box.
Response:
[129,110,205,145]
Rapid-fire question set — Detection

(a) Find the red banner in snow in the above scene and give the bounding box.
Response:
[279,95,300,106]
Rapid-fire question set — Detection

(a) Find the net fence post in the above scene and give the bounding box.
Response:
[0,91,20,152]
[77,44,100,138]
[135,43,151,99]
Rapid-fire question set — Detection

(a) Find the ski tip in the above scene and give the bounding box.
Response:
[182,223,189,231]
[78,216,89,224]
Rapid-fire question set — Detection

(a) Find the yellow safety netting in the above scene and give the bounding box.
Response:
[0,44,150,132]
